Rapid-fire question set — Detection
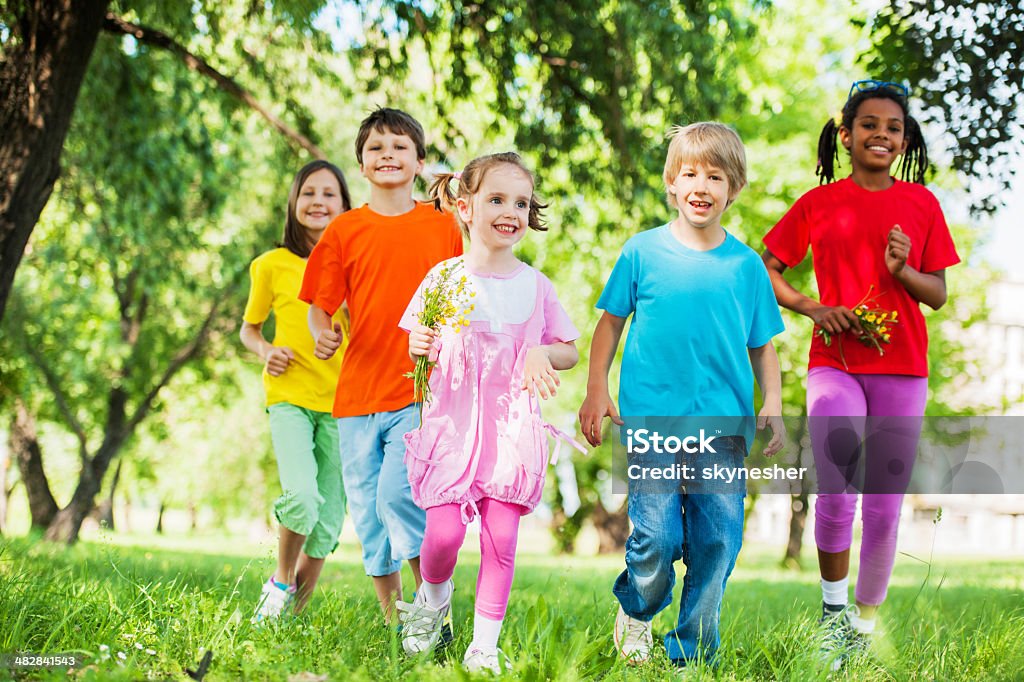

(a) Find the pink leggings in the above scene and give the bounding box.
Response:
[808,367,928,605]
[419,498,524,620]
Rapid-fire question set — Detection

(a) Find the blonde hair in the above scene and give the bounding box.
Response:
[429,152,548,237]
[663,122,747,208]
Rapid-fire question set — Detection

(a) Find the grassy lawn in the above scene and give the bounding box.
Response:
[1,531,1022,681]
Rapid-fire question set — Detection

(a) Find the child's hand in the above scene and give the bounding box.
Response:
[756,407,786,457]
[808,303,863,336]
[886,224,911,275]
[314,322,343,360]
[409,324,436,359]
[578,391,625,447]
[522,346,560,400]
[265,346,295,376]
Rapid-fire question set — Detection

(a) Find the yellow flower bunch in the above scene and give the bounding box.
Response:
[404,260,475,421]
[816,285,899,369]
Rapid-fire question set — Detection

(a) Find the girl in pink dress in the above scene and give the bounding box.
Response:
[396,152,581,673]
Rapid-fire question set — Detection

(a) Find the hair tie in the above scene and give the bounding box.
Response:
[453,171,462,180]
[832,111,843,127]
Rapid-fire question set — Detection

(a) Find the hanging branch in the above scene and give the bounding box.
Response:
[102,13,325,159]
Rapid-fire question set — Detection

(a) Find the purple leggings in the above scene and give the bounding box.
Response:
[419,498,523,620]
[808,366,927,605]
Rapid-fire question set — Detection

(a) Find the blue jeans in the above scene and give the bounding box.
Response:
[613,436,746,665]
[337,404,425,576]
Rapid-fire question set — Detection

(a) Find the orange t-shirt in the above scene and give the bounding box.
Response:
[299,202,464,417]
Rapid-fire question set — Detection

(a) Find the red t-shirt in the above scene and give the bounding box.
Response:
[763,178,960,376]
[299,202,464,417]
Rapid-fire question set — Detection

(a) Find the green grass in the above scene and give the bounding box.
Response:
[0,532,1022,681]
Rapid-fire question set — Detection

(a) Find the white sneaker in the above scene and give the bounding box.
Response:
[463,646,507,674]
[251,577,295,624]
[614,605,653,664]
[395,581,454,656]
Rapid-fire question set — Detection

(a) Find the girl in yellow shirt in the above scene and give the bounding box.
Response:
[241,160,351,621]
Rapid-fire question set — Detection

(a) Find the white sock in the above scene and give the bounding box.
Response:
[848,609,876,635]
[421,580,452,608]
[471,613,504,650]
[821,577,849,608]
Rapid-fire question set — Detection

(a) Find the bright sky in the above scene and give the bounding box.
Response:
[981,165,1024,279]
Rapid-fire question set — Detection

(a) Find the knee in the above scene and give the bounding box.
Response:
[275,488,324,536]
[425,524,465,556]
[692,532,741,575]
[861,500,901,540]
[816,495,856,528]
[375,480,407,518]
[628,530,681,576]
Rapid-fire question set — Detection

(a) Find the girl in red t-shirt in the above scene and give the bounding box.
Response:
[762,80,959,669]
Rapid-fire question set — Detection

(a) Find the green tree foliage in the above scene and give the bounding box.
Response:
[4,33,271,542]
[863,0,1024,213]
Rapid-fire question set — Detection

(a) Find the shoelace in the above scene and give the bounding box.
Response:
[398,602,442,636]
[620,615,652,651]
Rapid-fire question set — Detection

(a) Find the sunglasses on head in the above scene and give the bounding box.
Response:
[847,80,910,101]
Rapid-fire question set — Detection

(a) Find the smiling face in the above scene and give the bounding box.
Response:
[840,97,908,176]
[359,127,424,189]
[457,163,534,253]
[666,162,733,231]
[294,168,345,236]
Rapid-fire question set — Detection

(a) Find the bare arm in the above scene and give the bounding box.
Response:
[894,267,947,310]
[748,342,782,414]
[522,341,579,400]
[886,225,947,310]
[240,320,294,376]
[239,320,272,362]
[762,250,863,335]
[578,312,628,446]
[540,341,579,371]
[748,341,785,456]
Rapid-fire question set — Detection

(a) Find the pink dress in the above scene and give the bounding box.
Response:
[400,258,581,519]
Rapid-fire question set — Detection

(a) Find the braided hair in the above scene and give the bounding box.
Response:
[816,88,929,185]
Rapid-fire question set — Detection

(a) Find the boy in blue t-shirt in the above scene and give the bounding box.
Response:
[578,122,785,669]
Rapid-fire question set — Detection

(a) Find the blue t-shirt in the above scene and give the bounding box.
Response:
[598,225,784,426]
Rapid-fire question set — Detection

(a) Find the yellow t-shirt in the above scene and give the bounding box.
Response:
[243,248,347,412]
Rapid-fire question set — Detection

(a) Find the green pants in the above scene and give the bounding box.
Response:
[267,403,346,558]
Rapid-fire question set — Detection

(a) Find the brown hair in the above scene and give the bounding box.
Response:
[428,152,548,237]
[354,107,427,164]
[663,122,747,208]
[281,160,351,258]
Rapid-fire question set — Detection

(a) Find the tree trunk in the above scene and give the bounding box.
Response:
[0,0,111,322]
[90,458,121,530]
[781,421,811,569]
[9,398,58,529]
[156,501,166,534]
[44,435,124,544]
[0,438,9,535]
[591,498,629,554]
[782,492,809,569]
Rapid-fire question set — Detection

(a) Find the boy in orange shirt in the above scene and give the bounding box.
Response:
[300,108,463,623]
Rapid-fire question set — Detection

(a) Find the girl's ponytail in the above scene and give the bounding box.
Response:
[816,117,841,185]
[429,172,461,215]
[899,115,929,184]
